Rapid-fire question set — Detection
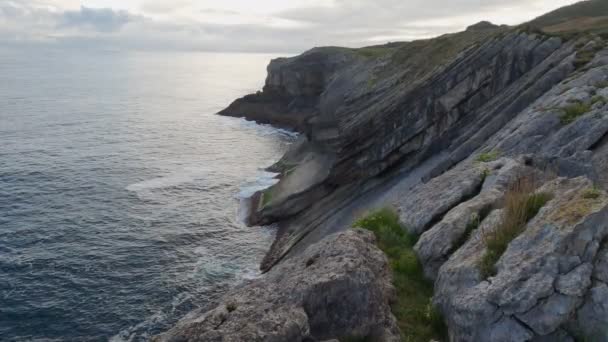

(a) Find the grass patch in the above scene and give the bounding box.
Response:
[355,46,397,59]
[453,214,483,252]
[560,101,592,124]
[574,49,599,69]
[583,186,602,199]
[479,179,552,278]
[530,0,608,31]
[261,189,274,207]
[591,95,607,106]
[354,208,447,342]
[476,150,500,163]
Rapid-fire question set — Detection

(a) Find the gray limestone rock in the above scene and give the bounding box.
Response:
[153,229,400,342]
[413,157,538,279]
[434,177,608,341]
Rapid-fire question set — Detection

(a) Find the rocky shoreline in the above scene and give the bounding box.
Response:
[157,1,608,341]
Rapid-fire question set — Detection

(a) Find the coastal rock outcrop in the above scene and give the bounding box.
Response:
[219,48,359,131]
[156,2,608,341]
[153,229,400,342]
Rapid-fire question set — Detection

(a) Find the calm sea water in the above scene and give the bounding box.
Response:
[0,48,295,341]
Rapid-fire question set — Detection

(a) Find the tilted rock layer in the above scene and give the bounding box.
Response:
[423,176,608,341]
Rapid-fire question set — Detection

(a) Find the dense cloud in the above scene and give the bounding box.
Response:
[0,0,580,52]
[60,7,133,32]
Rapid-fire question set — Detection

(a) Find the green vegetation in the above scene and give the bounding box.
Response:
[354,208,447,342]
[476,150,500,163]
[367,76,379,90]
[560,101,592,124]
[366,27,504,84]
[529,0,608,35]
[591,95,607,106]
[572,40,606,70]
[261,188,274,207]
[318,44,402,60]
[479,179,552,278]
[570,327,608,342]
[583,186,602,199]
[453,214,482,253]
[226,303,237,312]
[355,45,399,59]
[481,168,492,180]
[574,49,598,69]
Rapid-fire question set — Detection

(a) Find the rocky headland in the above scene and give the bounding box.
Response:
[158,1,608,341]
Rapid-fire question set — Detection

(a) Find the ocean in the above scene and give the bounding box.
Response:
[0,48,295,341]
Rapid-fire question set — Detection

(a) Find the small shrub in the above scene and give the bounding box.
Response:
[560,101,591,124]
[583,186,602,199]
[354,208,447,342]
[479,179,552,278]
[476,150,500,163]
[226,303,237,312]
[573,50,597,70]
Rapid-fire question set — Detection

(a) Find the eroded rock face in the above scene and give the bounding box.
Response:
[432,177,608,341]
[410,157,540,280]
[153,229,400,342]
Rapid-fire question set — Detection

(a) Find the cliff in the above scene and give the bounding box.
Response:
[162,0,608,341]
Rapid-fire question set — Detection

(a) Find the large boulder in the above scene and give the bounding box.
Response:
[153,229,400,342]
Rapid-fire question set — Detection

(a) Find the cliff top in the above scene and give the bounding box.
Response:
[530,0,608,35]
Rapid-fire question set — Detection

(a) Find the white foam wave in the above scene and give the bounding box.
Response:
[236,171,280,199]
[236,171,280,224]
[109,292,193,342]
[237,118,299,139]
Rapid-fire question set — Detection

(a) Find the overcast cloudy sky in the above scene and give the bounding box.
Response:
[1,0,580,53]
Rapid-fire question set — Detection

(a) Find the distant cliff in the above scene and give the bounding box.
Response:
[163,1,608,341]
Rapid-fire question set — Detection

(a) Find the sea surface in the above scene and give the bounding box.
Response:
[0,48,295,341]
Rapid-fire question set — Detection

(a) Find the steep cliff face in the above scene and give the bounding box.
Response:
[219,47,360,131]
[236,27,597,271]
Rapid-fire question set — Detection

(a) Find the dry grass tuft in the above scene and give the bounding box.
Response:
[479,178,552,278]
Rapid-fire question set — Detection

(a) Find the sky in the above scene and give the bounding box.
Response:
[0,0,582,53]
